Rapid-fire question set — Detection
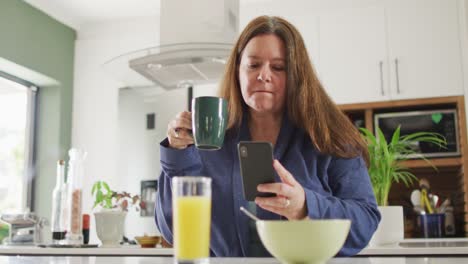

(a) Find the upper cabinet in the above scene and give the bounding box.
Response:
[385,0,464,100]
[316,0,464,104]
[318,6,389,104]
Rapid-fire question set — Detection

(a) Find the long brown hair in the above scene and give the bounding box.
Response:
[219,16,369,164]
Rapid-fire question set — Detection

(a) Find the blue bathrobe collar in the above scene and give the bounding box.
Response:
[237,111,296,161]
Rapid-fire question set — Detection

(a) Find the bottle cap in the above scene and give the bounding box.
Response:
[82,214,90,229]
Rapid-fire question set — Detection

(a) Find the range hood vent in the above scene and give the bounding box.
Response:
[104,0,239,90]
[129,43,232,89]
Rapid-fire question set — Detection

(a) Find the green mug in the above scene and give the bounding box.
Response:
[191,96,228,150]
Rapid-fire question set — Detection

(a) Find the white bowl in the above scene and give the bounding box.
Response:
[256,219,351,264]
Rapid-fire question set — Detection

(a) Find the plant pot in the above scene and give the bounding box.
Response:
[94,211,127,247]
[368,206,404,246]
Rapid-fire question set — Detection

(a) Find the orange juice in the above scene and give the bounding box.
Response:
[174,196,211,260]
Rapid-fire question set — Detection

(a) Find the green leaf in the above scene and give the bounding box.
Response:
[102,181,111,193]
[390,126,401,148]
[96,190,103,204]
[91,180,141,212]
[360,124,447,206]
[105,198,112,209]
[91,181,99,195]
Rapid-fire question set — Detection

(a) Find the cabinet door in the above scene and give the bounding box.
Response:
[385,0,464,99]
[318,6,389,104]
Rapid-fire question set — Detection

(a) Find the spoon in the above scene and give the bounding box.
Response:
[240,206,260,221]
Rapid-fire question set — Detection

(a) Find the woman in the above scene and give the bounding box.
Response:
[155,15,380,257]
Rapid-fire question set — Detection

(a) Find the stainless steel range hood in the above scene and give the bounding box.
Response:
[104,0,239,90]
[128,42,233,89]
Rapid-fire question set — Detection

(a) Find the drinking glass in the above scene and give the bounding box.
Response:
[172,177,212,264]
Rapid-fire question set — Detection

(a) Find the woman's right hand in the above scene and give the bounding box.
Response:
[167,111,194,149]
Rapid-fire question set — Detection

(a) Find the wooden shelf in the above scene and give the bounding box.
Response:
[400,157,463,169]
[339,96,460,111]
[339,96,468,237]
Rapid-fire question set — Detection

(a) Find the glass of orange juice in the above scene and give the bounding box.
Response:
[172,176,212,264]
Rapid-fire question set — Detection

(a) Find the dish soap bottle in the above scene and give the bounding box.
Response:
[51,160,66,243]
[65,148,87,245]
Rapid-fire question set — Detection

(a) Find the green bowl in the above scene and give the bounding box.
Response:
[256,219,351,264]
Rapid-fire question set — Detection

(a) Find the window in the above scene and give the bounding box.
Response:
[0,72,38,213]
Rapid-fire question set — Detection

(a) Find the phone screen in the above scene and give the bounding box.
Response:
[238,141,276,201]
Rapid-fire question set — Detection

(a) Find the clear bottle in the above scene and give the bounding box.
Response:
[60,180,69,244]
[51,160,66,243]
[65,148,87,245]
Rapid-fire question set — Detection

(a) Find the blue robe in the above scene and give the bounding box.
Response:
[155,115,381,257]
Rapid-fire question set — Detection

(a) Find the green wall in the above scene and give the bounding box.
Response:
[0,0,75,219]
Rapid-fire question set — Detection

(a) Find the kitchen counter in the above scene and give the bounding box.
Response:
[0,245,173,256]
[1,256,468,264]
[2,238,468,257]
[359,238,468,256]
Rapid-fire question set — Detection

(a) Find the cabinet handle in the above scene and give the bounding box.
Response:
[394,58,401,94]
[379,61,384,96]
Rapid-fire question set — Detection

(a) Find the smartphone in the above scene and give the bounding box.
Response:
[238,141,276,201]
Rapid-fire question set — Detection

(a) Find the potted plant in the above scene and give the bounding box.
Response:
[0,223,8,244]
[360,126,446,245]
[91,181,141,247]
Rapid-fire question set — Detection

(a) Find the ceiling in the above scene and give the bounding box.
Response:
[23,0,162,30]
[23,0,271,30]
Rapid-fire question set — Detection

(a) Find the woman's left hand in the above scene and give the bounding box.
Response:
[255,160,308,220]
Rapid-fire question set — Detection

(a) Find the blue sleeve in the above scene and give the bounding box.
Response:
[304,156,381,256]
[155,138,203,245]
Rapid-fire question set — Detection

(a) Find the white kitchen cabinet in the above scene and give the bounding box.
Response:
[318,6,388,104]
[385,0,464,100]
[317,0,464,104]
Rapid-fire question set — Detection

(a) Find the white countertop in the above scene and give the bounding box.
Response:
[1,256,468,264]
[359,238,468,255]
[1,238,468,257]
[0,245,173,256]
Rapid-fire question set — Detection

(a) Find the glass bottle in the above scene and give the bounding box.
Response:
[65,148,87,245]
[51,160,66,243]
[60,179,69,244]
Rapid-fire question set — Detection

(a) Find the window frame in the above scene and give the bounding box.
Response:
[0,71,39,212]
